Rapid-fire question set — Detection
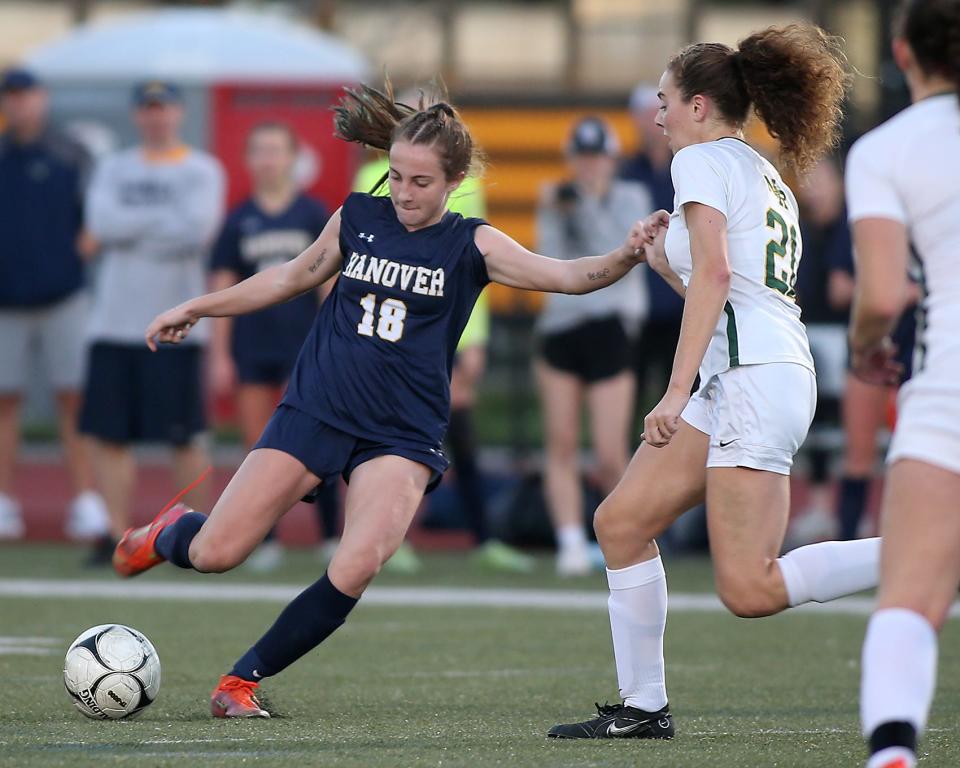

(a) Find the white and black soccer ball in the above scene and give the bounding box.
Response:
[63,624,161,720]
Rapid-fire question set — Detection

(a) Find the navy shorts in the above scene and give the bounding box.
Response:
[254,404,448,494]
[79,342,205,446]
[235,357,294,386]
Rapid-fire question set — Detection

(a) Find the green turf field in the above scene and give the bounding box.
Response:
[0,545,957,767]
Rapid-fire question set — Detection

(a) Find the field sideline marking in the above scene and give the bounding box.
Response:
[0,578,953,617]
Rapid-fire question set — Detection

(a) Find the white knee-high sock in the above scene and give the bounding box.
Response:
[776,537,880,606]
[607,556,668,712]
[861,608,937,740]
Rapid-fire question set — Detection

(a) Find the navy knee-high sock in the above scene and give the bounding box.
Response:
[154,512,206,569]
[838,476,869,540]
[230,572,358,682]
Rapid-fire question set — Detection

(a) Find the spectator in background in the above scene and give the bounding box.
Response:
[79,81,224,564]
[620,85,684,407]
[0,67,109,543]
[787,157,917,545]
[535,117,649,576]
[354,142,534,574]
[209,121,337,572]
[786,157,856,545]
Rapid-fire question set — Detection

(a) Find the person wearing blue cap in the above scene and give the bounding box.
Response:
[534,116,651,576]
[0,66,110,545]
[79,79,225,563]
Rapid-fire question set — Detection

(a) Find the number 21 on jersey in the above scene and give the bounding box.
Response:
[357,293,407,342]
[764,207,799,300]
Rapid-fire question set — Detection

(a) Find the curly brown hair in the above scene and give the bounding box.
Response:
[332,78,483,183]
[668,24,851,174]
[898,0,960,96]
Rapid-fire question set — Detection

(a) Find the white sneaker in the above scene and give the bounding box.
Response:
[0,493,25,540]
[245,541,284,573]
[556,544,591,577]
[65,491,110,541]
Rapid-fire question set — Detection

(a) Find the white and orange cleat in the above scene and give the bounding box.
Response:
[210,675,271,718]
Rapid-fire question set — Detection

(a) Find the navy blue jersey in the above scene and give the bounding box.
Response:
[0,130,89,307]
[283,192,489,449]
[211,194,328,367]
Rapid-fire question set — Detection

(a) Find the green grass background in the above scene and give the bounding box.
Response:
[1,546,958,767]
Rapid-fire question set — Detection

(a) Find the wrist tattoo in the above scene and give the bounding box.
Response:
[307,248,328,273]
[587,267,610,282]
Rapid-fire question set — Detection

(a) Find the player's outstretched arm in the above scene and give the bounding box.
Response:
[145,209,344,351]
[476,223,644,295]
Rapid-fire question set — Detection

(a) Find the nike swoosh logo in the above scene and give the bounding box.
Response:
[252,669,262,679]
[718,438,739,447]
[607,718,651,736]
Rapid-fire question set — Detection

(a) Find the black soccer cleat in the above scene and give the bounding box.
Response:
[547,701,674,740]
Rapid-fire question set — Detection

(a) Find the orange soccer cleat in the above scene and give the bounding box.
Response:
[210,675,271,718]
[112,502,192,578]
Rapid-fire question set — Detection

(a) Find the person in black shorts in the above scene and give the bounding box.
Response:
[208,122,339,570]
[534,117,651,576]
[79,81,224,563]
[111,81,647,718]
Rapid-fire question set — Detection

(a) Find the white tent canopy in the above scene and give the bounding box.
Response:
[26,8,368,84]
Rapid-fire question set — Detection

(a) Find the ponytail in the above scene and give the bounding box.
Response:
[668,24,850,173]
[737,25,850,173]
[333,78,484,181]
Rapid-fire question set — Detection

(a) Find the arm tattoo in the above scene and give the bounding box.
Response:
[307,248,328,273]
[587,267,610,282]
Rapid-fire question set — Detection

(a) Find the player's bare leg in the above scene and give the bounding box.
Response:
[187,448,318,572]
[329,454,431,596]
[861,460,960,768]
[213,455,431,717]
[113,448,317,577]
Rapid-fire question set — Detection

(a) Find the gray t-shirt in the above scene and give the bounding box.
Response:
[84,146,225,344]
[535,179,651,335]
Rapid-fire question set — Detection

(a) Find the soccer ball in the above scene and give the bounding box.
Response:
[63,624,161,719]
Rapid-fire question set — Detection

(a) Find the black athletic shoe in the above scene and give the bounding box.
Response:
[547,702,674,740]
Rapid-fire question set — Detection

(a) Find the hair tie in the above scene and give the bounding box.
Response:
[429,102,455,118]
[730,50,745,79]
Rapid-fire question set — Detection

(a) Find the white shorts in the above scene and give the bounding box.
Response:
[0,291,90,394]
[887,379,960,474]
[805,323,847,398]
[681,363,817,475]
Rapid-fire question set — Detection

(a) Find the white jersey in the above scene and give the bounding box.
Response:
[663,138,814,382]
[846,93,960,395]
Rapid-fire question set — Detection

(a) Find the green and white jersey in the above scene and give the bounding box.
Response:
[663,138,814,383]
